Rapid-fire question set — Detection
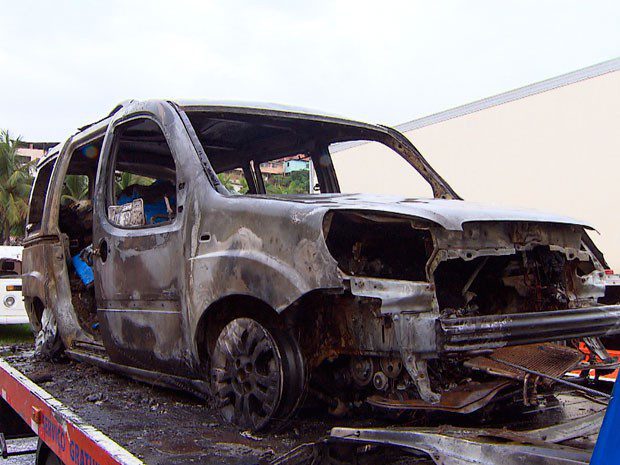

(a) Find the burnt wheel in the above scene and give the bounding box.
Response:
[211,317,305,431]
[34,307,64,360]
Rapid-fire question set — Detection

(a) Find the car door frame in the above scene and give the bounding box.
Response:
[24,120,113,342]
[92,102,192,376]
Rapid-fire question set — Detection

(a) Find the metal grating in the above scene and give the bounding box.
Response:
[465,343,583,381]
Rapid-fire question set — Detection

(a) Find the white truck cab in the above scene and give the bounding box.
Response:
[0,245,27,325]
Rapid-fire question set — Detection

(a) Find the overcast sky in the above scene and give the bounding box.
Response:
[1,1,619,141]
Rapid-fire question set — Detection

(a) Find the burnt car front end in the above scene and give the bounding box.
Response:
[175,101,619,425]
[433,221,618,349]
[312,208,620,414]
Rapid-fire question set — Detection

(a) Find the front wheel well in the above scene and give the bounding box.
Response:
[32,297,44,322]
[195,295,282,367]
[24,296,45,332]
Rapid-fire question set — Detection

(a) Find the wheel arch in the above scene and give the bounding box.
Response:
[194,294,282,367]
[24,296,45,333]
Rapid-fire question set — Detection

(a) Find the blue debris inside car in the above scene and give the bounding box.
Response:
[72,247,94,287]
[117,180,176,224]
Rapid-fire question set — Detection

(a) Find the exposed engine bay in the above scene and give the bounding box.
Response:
[306,212,619,416]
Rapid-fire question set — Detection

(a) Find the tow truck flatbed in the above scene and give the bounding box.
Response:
[0,344,611,465]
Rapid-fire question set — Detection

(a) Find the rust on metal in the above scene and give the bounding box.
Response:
[366,379,512,413]
[465,343,584,381]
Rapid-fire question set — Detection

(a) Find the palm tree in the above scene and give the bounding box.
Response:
[114,171,154,195]
[0,130,33,244]
[61,175,89,204]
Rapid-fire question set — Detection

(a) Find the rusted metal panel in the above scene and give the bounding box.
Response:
[367,379,512,414]
[465,343,583,380]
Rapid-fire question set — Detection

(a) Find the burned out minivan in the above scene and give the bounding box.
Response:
[23,100,620,430]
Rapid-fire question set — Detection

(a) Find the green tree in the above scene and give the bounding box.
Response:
[265,176,286,194]
[114,171,154,195]
[287,170,310,194]
[218,172,249,194]
[217,172,236,191]
[0,130,33,244]
[264,170,309,194]
[238,176,249,194]
[61,175,89,205]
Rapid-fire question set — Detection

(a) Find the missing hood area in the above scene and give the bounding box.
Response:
[315,211,620,416]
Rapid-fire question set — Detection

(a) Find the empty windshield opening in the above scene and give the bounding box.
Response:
[185,111,437,197]
[329,141,433,198]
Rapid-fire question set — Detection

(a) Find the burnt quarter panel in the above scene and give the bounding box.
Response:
[22,99,620,431]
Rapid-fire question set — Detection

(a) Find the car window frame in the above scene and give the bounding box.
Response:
[103,115,180,231]
[26,157,57,236]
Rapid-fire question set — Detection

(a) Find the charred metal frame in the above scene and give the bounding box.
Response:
[439,305,620,352]
[329,420,598,465]
[21,99,620,422]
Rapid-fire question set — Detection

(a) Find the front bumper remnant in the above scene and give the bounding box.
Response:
[438,305,620,353]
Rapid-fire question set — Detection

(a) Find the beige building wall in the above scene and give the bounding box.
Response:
[333,70,620,267]
[16,147,45,161]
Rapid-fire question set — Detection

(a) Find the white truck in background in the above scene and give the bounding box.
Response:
[0,245,27,325]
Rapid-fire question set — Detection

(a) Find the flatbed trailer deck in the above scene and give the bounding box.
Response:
[0,344,611,465]
[0,345,338,464]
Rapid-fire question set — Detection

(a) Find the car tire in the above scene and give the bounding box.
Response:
[34,308,64,360]
[211,317,305,431]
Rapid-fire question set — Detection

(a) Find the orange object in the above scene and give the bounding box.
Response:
[31,406,41,424]
[577,342,618,381]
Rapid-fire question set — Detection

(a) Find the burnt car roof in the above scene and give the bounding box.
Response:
[177,99,342,117]
[38,99,387,168]
[176,100,388,136]
[35,99,592,231]
[177,99,369,124]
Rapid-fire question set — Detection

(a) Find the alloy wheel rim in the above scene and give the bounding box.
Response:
[211,318,283,430]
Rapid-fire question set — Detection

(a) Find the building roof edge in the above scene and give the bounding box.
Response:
[396,57,620,133]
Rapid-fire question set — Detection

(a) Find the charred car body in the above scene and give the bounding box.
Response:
[23,100,620,430]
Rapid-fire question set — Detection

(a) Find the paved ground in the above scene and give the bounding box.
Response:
[3,437,37,465]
